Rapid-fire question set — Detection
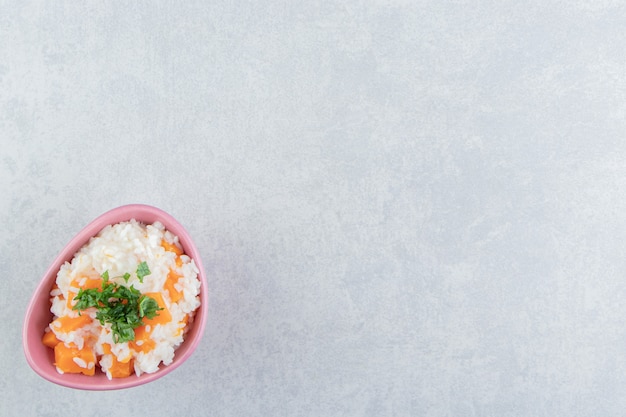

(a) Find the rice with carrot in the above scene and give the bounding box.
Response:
[42,220,201,379]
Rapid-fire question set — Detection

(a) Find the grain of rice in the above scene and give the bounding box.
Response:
[73,357,87,368]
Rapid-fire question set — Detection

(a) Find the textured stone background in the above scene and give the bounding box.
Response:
[3,1,626,416]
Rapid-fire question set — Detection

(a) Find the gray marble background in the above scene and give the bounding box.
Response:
[3,1,626,416]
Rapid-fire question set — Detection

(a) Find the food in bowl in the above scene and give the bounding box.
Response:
[41,219,201,379]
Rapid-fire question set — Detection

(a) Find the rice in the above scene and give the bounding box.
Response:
[45,220,201,379]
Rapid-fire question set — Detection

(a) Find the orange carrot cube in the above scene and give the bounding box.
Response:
[54,343,96,376]
[161,239,183,256]
[42,330,61,348]
[164,270,183,303]
[51,314,92,333]
[142,292,171,326]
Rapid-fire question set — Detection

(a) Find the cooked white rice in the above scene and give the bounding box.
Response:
[47,220,201,379]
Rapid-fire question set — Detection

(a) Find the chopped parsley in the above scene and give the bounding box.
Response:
[72,263,161,343]
[136,261,151,283]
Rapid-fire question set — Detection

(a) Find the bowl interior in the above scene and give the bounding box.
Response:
[22,204,208,390]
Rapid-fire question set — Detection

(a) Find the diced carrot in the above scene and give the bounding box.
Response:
[102,343,112,355]
[164,270,183,303]
[161,239,183,256]
[134,324,149,340]
[54,343,96,376]
[109,357,133,378]
[129,324,156,353]
[142,292,172,326]
[76,277,102,290]
[175,256,183,267]
[42,330,61,348]
[52,314,92,333]
[66,277,102,308]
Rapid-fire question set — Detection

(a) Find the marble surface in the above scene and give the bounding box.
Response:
[3,1,626,416]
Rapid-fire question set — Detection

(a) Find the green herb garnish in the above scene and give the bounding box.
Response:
[136,261,151,283]
[72,264,161,343]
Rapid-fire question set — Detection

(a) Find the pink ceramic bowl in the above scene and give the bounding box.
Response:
[22,204,208,390]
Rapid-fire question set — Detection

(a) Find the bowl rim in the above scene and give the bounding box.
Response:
[22,204,208,390]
